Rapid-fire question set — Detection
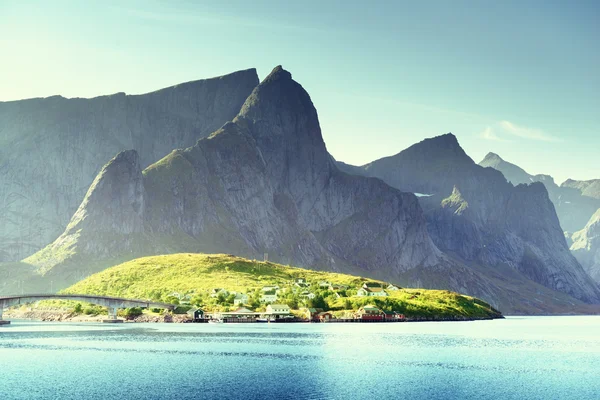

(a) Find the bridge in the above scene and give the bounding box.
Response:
[0,294,177,324]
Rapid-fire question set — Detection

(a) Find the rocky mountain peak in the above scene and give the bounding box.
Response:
[262,65,292,83]
[64,150,145,235]
[482,152,503,163]
[406,133,472,163]
[235,65,331,204]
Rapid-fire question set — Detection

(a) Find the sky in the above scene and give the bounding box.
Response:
[1,0,599,183]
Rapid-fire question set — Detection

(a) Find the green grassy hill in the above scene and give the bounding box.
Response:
[62,253,502,319]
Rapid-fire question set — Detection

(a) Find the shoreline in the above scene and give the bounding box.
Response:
[4,309,503,324]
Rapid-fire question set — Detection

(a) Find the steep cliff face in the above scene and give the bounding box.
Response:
[571,209,600,284]
[352,134,600,304]
[478,153,600,233]
[0,69,259,261]
[25,66,447,291]
[24,151,148,275]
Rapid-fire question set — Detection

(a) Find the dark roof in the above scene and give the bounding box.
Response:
[364,282,382,288]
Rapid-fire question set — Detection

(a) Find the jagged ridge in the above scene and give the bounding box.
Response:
[0,68,259,261]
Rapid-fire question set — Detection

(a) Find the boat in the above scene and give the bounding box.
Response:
[208,318,223,324]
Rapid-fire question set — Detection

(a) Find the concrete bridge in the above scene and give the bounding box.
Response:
[0,294,177,324]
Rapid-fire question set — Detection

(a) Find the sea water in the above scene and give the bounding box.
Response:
[0,316,598,400]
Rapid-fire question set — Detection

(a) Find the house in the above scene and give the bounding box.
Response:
[366,287,388,297]
[382,310,396,320]
[210,288,229,298]
[300,291,315,299]
[317,311,333,322]
[233,293,249,305]
[220,307,257,321]
[382,311,406,320]
[266,304,291,315]
[318,281,331,288]
[260,290,277,303]
[355,305,383,321]
[294,278,311,288]
[386,284,401,291]
[187,308,205,321]
[261,285,280,292]
[231,307,255,314]
[357,285,388,297]
[304,308,324,321]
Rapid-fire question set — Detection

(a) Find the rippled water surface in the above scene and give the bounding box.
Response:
[1,317,599,399]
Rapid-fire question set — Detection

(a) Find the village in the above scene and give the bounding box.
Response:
[179,278,407,323]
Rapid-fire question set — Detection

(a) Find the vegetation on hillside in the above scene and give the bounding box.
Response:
[62,253,502,319]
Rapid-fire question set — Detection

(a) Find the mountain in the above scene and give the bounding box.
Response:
[15,67,600,314]
[0,68,259,262]
[339,134,600,305]
[562,179,600,200]
[479,153,600,233]
[571,209,600,284]
[479,152,556,188]
[23,66,447,292]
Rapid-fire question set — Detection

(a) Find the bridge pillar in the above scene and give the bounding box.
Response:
[0,303,9,325]
[102,305,122,323]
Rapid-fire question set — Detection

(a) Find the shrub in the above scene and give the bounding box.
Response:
[173,306,192,314]
[123,307,144,319]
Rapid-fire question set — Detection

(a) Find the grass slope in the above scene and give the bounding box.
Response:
[63,253,502,319]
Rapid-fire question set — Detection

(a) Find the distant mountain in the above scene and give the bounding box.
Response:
[479,152,556,188]
[571,209,600,284]
[479,153,600,233]
[0,69,259,261]
[337,135,600,305]
[562,179,600,200]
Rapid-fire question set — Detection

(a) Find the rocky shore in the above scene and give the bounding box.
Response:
[5,309,192,323]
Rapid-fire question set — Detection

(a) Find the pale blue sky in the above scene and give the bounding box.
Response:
[1,0,598,183]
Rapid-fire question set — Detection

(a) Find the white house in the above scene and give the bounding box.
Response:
[260,290,277,303]
[300,291,316,299]
[233,293,249,305]
[261,285,280,292]
[387,284,400,291]
[357,287,388,297]
[266,304,291,315]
